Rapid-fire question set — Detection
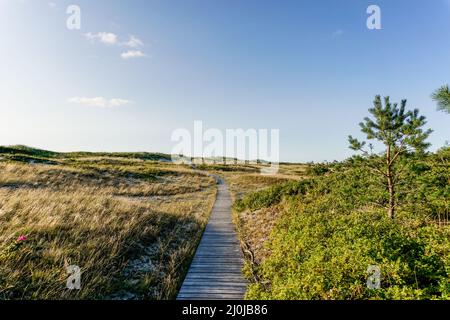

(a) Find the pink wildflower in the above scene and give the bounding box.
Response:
[17,235,27,242]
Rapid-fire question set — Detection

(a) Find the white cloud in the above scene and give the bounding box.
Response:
[85,32,147,59]
[108,98,134,107]
[121,50,146,60]
[85,32,119,45]
[123,35,144,48]
[332,29,344,37]
[67,97,133,108]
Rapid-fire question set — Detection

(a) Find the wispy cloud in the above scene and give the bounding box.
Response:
[332,29,344,38]
[85,32,119,46]
[85,32,147,59]
[121,50,146,60]
[108,98,134,107]
[123,35,144,48]
[67,97,133,108]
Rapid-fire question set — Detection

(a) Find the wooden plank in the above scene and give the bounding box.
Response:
[192,258,243,262]
[184,272,245,278]
[189,257,243,262]
[184,274,246,278]
[187,265,244,270]
[182,284,247,288]
[180,285,247,290]
[178,289,247,295]
[190,253,242,258]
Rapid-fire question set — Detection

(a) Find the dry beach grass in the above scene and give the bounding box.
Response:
[0,154,216,300]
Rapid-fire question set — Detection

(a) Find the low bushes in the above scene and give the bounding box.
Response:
[237,148,450,300]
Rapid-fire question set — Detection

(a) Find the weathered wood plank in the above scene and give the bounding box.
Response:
[194,257,242,262]
[181,288,247,293]
[184,272,245,277]
[182,283,247,288]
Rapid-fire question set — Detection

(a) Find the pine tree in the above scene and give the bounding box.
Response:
[348,96,432,219]
[431,85,450,114]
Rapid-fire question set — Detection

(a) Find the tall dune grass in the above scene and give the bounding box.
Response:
[0,161,216,300]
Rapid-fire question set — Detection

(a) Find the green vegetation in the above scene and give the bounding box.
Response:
[348,96,432,218]
[195,163,260,173]
[233,99,449,300]
[235,148,449,299]
[305,163,329,176]
[0,145,60,158]
[234,180,312,212]
[432,85,450,114]
[0,145,172,163]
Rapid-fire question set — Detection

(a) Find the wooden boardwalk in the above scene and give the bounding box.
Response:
[177,177,248,300]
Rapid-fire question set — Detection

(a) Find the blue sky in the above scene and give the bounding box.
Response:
[0,0,449,162]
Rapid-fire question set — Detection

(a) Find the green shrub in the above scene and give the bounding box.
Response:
[234,180,313,212]
[305,163,329,176]
[247,206,450,300]
[242,149,450,300]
